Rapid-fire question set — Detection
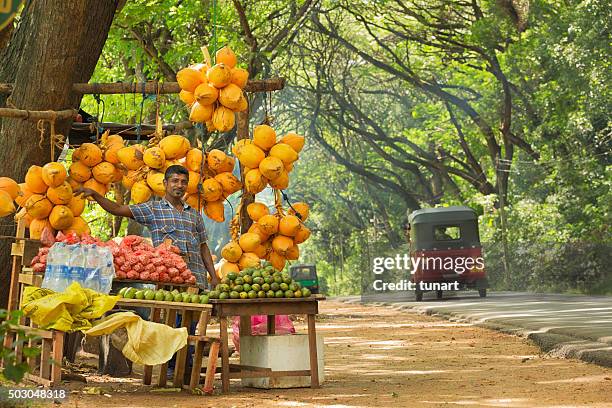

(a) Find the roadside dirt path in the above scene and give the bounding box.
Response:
[54,300,612,407]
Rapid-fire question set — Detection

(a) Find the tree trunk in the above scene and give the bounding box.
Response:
[0,0,118,308]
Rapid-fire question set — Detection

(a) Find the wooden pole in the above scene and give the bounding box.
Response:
[0,78,285,96]
[0,108,76,121]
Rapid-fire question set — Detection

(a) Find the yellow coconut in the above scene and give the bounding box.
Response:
[206,149,227,173]
[219,261,240,278]
[146,171,166,195]
[69,161,92,183]
[234,95,248,112]
[15,183,33,207]
[244,169,267,194]
[185,148,203,172]
[190,101,214,123]
[279,215,301,237]
[83,179,108,200]
[186,171,200,194]
[194,82,219,105]
[217,156,236,173]
[293,224,311,244]
[29,219,54,240]
[25,165,48,194]
[284,162,294,173]
[177,67,205,92]
[179,89,196,106]
[258,156,284,180]
[248,223,270,242]
[247,202,269,221]
[105,134,124,147]
[272,235,294,255]
[232,139,252,157]
[252,243,268,259]
[204,200,225,222]
[238,232,261,253]
[207,63,232,88]
[268,251,286,272]
[92,162,116,185]
[253,125,277,151]
[214,172,242,196]
[269,143,298,165]
[67,195,86,217]
[221,241,243,263]
[219,84,243,110]
[79,143,103,167]
[143,147,166,169]
[238,252,260,270]
[117,146,145,170]
[66,177,81,191]
[162,159,182,172]
[268,170,289,190]
[280,132,305,153]
[159,135,191,160]
[0,177,20,200]
[288,202,310,221]
[215,46,237,69]
[212,106,236,132]
[49,205,74,230]
[230,67,249,89]
[258,214,280,235]
[103,143,122,164]
[131,181,152,204]
[63,216,90,237]
[122,170,140,189]
[185,193,204,210]
[111,166,123,183]
[285,245,300,261]
[25,194,53,220]
[237,144,265,169]
[46,182,73,205]
[0,190,16,217]
[201,178,223,201]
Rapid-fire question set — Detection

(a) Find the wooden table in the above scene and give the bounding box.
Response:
[210,295,325,393]
[115,298,217,391]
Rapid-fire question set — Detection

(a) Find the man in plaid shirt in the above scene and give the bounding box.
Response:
[76,165,219,289]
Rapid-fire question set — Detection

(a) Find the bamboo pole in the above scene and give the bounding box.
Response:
[0,108,76,121]
[0,78,285,96]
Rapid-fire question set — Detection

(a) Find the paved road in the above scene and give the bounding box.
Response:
[337,291,612,367]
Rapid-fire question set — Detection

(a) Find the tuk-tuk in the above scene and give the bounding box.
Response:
[289,264,320,294]
[408,206,487,301]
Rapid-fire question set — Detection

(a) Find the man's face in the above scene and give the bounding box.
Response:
[164,173,189,199]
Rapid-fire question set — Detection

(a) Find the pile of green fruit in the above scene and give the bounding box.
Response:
[209,263,312,300]
[117,287,210,304]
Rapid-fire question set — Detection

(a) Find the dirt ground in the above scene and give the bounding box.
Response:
[20,300,612,407]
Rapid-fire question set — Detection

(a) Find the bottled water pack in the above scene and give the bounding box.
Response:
[42,243,115,294]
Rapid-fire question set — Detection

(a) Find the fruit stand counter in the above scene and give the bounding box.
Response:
[210,294,325,393]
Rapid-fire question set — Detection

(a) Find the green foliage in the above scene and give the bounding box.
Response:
[0,310,41,383]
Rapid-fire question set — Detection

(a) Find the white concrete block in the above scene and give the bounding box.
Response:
[240,334,324,388]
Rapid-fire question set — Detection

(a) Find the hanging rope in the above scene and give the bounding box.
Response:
[280,190,303,221]
[37,114,67,162]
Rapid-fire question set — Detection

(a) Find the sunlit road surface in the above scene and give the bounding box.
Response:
[344,291,612,367]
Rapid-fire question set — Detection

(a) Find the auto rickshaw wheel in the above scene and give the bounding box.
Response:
[479,288,487,297]
[436,290,443,299]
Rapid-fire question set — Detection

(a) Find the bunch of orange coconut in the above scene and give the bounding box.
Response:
[18,161,90,239]
[233,124,305,194]
[177,46,249,133]
[218,200,311,276]
[117,134,242,223]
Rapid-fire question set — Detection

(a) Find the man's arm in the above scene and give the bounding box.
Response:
[74,187,133,218]
[200,242,219,287]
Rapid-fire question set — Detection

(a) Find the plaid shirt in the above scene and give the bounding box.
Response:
[129,199,209,287]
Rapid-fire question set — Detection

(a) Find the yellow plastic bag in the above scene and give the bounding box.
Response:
[85,312,188,366]
[21,282,119,332]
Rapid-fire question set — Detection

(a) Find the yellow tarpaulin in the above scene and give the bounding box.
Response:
[21,282,119,332]
[85,312,188,366]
